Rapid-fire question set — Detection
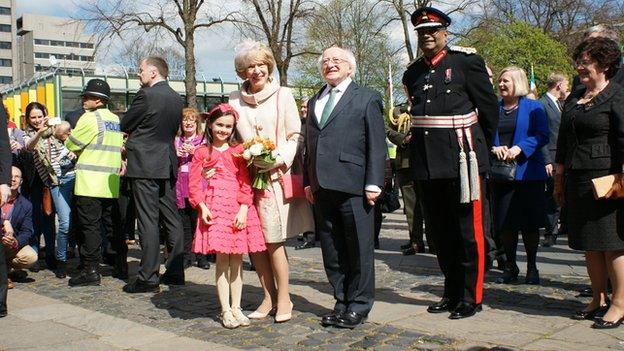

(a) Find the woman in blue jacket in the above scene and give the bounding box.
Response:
[491,66,549,285]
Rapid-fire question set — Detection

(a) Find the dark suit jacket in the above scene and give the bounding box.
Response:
[8,194,33,249]
[556,82,624,171]
[121,81,183,179]
[493,97,549,181]
[0,96,10,186]
[305,81,386,195]
[538,95,561,165]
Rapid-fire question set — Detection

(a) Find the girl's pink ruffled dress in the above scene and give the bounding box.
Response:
[188,144,266,254]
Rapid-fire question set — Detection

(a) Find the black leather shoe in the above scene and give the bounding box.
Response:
[321,311,343,326]
[400,242,412,250]
[335,311,366,329]
[295,241,315,250]
[0,310,6,318]
[68,266,101,287]
[427,298,458,314]
[54,261,67,279]
[197,258,210,270]
[123,280,160,293]
[160,274,185,285]
[29,261,40,273]
[525,268,540,285]
[496,263,519,284]
[592,316,624,329]
[572,305,609,320]
[578,286,593,297]
[542,234,557,247]
[449,302,482,319]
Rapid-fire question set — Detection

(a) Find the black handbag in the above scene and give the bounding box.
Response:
[489,159,517,182]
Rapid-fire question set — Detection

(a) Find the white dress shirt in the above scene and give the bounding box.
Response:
[314,77,353,123]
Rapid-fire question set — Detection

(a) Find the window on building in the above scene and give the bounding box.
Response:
[0,7,10,15]
[0,59,11,67]
[81,55,94,62]
[66,41,79,48]
[50,40,64,46]
[34,39,50,45]
[80,42,94,49]
[34,52,50,59]
[0,76,11,84]
[0,24,10,32]
[0,41,10,49]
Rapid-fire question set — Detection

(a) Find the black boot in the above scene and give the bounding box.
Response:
[54,261,67,279]
[68,265,101,287]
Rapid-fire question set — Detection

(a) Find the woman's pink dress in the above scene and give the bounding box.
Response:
[188,144,266,254]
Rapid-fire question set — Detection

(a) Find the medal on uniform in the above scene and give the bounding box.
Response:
[445,68,452,84]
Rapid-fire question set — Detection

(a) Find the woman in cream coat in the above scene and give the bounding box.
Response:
[228,40,314,323]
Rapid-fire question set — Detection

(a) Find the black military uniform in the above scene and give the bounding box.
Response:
[403,7,498,319]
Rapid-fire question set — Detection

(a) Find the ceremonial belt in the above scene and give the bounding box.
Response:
[411,111,480,204]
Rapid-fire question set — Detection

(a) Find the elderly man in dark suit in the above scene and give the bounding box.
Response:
[304,46,386,329]
[121,57,185,293]
[540,72,569,247]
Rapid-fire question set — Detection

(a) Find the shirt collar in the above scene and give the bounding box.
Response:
[545,92,559,105]
[324,77,352,95]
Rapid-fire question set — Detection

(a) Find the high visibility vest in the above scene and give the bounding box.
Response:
[65,108,122,198]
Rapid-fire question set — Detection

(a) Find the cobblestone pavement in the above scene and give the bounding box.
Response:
[4,212,624,350]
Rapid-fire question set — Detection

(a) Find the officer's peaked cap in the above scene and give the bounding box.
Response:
[411,7,451,30]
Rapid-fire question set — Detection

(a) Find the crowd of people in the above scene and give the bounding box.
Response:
[0,5,622,333]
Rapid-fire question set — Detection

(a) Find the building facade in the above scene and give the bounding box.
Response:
[0,0,16,87]
[17,13,95,82]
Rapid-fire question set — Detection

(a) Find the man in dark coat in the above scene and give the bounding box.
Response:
[121,56,185,293]
[402,7,499,319]
[540,73,569,247]
[304,46,386,329]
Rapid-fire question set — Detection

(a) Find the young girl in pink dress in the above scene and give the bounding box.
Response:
[188,103,266,329]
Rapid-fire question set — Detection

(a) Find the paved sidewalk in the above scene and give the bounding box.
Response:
[2,211,623,350]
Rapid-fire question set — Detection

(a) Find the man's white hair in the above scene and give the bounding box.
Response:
[317,46,357,77]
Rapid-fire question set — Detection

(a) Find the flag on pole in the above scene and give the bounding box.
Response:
[529,64,538,97]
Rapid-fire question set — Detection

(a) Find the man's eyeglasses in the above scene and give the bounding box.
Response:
[321,57,346,65]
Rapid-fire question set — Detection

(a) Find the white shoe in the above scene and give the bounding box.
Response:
[232,307,250,326]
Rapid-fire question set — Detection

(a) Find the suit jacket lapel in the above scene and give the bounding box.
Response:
[308,86,325,130]
[322,81,356,129]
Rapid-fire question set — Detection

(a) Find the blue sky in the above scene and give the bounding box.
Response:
[16,0,241,82]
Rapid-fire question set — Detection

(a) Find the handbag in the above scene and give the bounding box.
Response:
[489,158,517,182]
[592,174,624,200]
[274,88,305,200]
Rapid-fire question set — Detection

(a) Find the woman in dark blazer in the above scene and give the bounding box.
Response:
[491,66,549,285]
[555,37,624,329]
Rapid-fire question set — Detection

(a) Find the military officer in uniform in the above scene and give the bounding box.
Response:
[403,7,499,319]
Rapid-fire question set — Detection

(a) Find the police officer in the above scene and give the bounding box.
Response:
[65,79,125,287]
[403,7,498,319]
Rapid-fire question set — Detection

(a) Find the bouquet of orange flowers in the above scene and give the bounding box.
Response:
[242,136,277,189]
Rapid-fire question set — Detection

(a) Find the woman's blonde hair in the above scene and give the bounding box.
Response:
[179,107,203,136]
[498,66,529,97]
[234,39,276,80]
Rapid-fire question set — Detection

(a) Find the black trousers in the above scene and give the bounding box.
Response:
[314,189,375,315]
[179,199,197,261]
[75,196,125,267]
[0,233,7,315]
[132,178,184,284]
[118,177,136,241]
[544,177,560,236]
[419,178,488,305]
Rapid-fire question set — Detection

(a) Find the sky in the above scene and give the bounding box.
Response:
[16,0,241,82]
